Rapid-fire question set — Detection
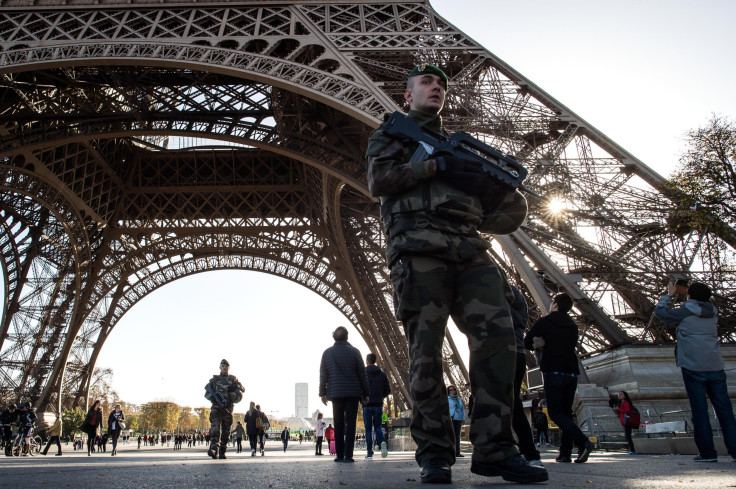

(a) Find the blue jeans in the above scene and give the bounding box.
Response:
[681,368,736,459]
[543,372,588,457]
[363,406,385,455]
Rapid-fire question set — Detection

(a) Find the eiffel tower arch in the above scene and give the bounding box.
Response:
[0,1,733,413]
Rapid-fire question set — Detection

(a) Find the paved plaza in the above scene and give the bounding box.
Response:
[2,439,735,489]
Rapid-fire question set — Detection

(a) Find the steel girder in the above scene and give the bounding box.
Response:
[0,0,733,411]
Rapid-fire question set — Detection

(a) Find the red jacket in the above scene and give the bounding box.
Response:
[615,400,632,426]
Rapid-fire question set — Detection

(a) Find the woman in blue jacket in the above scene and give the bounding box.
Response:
[447,385,466,457]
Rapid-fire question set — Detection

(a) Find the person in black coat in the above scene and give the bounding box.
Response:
[524,293,594,464]
[243,402,262,457]
[319,326,368,463]
[81,400,103,456]
[107,404,125,456]
[362,353,391,459]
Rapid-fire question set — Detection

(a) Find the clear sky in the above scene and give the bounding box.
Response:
[94,0,736,418]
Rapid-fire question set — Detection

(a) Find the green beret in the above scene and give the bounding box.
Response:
[220,359,230,366]
[408,63,448,89]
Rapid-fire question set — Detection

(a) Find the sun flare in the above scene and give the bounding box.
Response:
[547,197,567,215]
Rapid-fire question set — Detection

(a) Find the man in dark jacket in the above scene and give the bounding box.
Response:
[319,326,369,463]
[654,280,736,462]
[362,352,391,459]
[524,293,594,464]
[1,404,18,456]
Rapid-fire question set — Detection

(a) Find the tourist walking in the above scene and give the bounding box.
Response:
[319,326,369,463]
[257,405,268,455]
[654,280,736,462]
[231,421,245,453]
[107,404,125,456]
[281,427,289,452]
[82,400,103,456]
[525,294,595,464]
[315,412,326,456]
[42,413,62,456]
[363,352,391,459]
[244,402,262,457]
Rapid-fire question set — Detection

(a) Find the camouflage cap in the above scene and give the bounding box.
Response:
[220,359,230,366]
[408,63,448,89]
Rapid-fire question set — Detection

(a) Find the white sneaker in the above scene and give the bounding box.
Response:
[365,454,373,460]
[381,442,388,458]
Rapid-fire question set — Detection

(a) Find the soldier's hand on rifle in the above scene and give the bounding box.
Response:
[435,155,498,197]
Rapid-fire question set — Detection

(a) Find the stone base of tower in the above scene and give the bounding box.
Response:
[572,344,736,452]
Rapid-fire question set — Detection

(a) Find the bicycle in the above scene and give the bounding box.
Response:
[11,424,42,456]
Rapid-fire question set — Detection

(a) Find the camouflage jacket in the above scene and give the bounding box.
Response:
[366,110,527,266]
[205,374,244,408]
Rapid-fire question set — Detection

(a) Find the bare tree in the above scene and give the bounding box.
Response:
[88,367,121,412]
[667,115,736,237]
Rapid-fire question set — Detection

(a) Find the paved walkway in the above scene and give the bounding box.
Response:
[2,440,735,488]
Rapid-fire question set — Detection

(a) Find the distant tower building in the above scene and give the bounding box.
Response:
[295,383,308,418]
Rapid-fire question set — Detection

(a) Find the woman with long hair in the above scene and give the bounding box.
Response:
[82,400,103,456]
[244,402,262,457]
[613,391,637,454]
[107,404,125,456]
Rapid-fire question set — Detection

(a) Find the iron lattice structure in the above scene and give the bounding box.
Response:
[0,0,733,412]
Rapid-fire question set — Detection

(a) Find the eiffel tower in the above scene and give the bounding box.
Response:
[0,0,733,413]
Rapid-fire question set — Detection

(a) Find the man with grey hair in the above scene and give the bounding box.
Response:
[319,326,369,462]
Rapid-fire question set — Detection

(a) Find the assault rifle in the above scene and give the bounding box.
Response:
[381,112,539,197]
[204,383,230,412]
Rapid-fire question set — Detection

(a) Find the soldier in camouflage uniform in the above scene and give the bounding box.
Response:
[204,359,244,459]
[365,64,547,484]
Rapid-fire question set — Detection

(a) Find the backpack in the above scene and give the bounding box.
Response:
[255,415,263,430]
[623,406,641,428]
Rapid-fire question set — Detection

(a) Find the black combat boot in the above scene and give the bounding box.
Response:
[470,454,549,483]
[420,458,452,484]
[207,444,218,459]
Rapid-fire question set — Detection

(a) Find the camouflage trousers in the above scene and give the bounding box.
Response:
[389,252,519,466]
[209,406,233,454]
